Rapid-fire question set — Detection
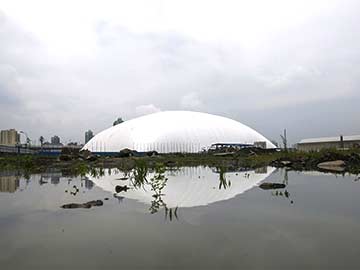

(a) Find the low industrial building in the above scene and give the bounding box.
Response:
[297,135,360,152]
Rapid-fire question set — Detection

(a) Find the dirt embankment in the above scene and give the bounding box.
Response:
[1,148,360,176]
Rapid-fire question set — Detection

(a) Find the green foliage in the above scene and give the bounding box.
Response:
[149,163,168,214]
[1,147,360,178]
[218,166,231,189]
[72,163,90,177]
[39,136,45,146]
[130,160,148,189]
[0,155,36,170]
[113,117,124,126]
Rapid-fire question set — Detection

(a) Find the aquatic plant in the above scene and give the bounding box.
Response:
[130,160,148,189]
[164,207,179,221]
[218,166,231,190]
[149,163,168,214]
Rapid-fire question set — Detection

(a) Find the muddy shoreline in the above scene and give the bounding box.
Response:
[1,148,360,176]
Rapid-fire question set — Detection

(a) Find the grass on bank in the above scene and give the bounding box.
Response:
[1,148,360,176]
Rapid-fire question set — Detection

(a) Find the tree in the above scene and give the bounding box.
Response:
[39,136,45,146]
[113,117,124,126]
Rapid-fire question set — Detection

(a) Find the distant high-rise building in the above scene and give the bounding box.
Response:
[0,129,20,146]
[85,130,94,144]
[51,135,61,145]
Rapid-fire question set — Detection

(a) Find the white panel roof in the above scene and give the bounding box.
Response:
[83,111,275,153]
[299,135,360,144]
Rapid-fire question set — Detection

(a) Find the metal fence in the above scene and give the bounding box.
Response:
[0,145,38,154]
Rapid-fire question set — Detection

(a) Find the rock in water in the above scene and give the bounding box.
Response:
[115,185,130,193]
[61,200,103,209]
[317,160,346,172]
[259,182,286,190]
[61,203,84,209]
[280,161,292,166]
[84,200,103,207]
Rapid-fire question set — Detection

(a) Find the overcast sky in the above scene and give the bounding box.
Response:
[0,0,359,145]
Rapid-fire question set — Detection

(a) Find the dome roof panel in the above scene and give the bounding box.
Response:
[83,111,275,153]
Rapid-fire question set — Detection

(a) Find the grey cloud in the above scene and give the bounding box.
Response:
[135,104,161,116]
[0,2,360,144]
[0,64,21,105]
[0,84,18,105]
[180,92,204,110]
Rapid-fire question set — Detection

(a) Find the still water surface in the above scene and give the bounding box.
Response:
[0,167,360,269]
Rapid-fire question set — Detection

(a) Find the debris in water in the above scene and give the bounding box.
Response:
[116,177,128,181]
[259,182,286,190]
[61,200,104,209]
[115,185,130,193]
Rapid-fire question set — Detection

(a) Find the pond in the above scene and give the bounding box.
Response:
[0,166,360,269]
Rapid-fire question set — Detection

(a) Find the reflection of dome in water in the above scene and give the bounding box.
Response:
[82,111,275,153]
[88,167,275,208]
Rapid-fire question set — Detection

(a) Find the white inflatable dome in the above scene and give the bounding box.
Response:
[83,111,275,153]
